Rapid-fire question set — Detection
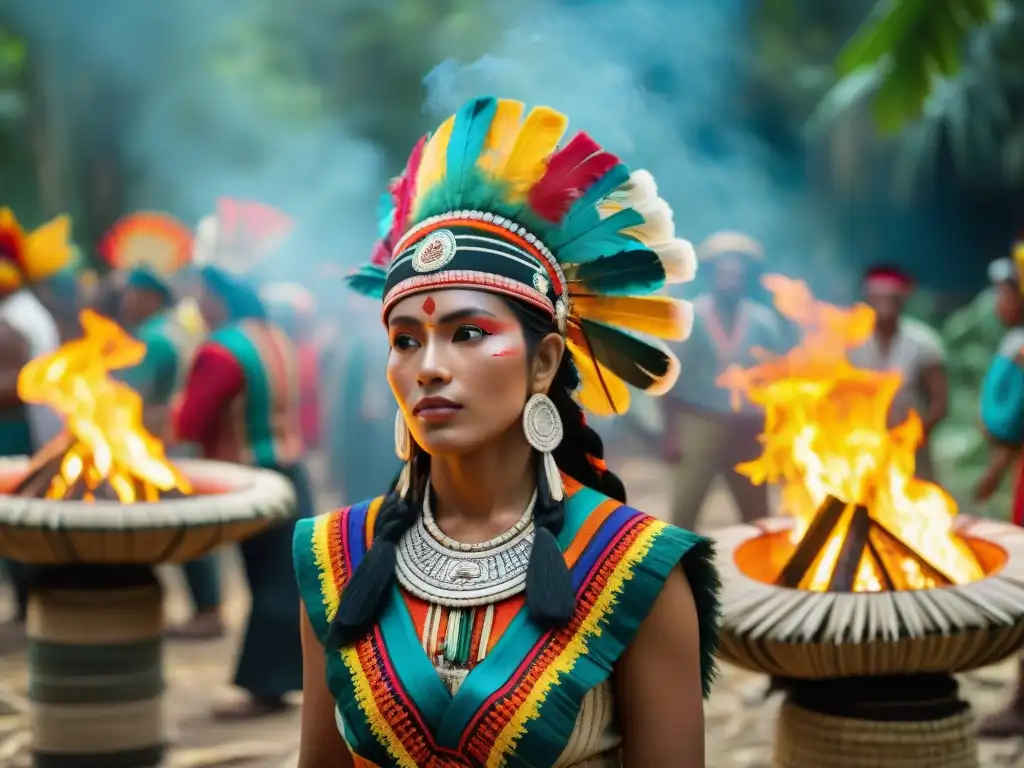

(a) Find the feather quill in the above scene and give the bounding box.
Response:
[501,106,569,202]
[571,294,693,341]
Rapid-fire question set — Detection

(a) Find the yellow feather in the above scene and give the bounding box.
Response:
[501,106,569,202]
[477,99,525,178]
[567,338,631,416]
[411,115,456,216]
[571,295,692,341]
[23,214,72,281]
[0,208,23,239]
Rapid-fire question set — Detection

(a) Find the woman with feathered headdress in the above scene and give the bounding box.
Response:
[292,97,721,766]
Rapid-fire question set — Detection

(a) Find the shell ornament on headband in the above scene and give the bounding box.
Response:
[346,96,697,416]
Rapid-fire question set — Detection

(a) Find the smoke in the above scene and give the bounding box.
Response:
[423,0,834,296]
[4,0,383,301]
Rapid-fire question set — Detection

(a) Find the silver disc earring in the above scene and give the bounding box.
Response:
[522,393,564,502]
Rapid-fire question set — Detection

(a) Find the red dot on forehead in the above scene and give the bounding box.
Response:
[422,297,436,315]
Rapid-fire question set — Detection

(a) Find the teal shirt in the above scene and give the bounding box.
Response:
[981,328,1024,445]
[121,314,182,406]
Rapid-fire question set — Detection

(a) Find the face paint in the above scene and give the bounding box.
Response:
[491,349,518,357]
[422,296,436,315]
[465,316,516,336]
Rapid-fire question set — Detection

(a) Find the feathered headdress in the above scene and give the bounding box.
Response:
[191,198,294,275]
[347,96,697,416]
[0,208,73,290]
[698,231,764,262]
[99,213,194,275]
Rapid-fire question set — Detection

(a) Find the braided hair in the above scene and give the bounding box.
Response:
[327,298,627,650]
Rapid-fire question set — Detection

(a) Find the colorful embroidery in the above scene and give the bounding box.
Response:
[294,487,712,767]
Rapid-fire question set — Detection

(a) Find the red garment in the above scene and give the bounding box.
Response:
[173,343,245,460]
[1012,459,1024,527]
[297,341,321,450]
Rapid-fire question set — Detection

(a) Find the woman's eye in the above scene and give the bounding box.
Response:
[392,333,419,350]
[453,325,487,342]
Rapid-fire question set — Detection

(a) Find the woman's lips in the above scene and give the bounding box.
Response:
[413,398,463,423]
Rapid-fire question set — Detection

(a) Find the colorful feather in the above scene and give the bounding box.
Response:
[99,213,192,275]
[574,318,679,395]
[346,264,387,300]
[216,198,293,258]
[446,97,499,208]
[567,334,631,416]
[564,248,668,295]
[478,100,526,178]
[570,294,693,341]
[412,116,456,217]
[501,106,569,203]
[389,135,426,243]
[528,132,620,223]
[551,207,646,262]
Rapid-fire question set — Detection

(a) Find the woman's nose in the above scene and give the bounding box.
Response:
[416,339,452,387]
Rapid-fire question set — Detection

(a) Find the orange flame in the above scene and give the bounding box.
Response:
[17,310,192,503]
[718,275,983,591]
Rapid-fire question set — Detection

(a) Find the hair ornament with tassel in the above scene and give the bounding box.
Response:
[346,95,697,417]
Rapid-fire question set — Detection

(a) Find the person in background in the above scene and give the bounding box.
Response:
[173,209,310,720]
[260,282,321,452]
[0,208,69,629]
[328,292,400,503]
[100,212,225,641]
[846,265,948,482]
[662,231,787,531]
[975,247,1024,737]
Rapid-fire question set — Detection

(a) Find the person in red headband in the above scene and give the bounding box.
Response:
[847,265,948,481]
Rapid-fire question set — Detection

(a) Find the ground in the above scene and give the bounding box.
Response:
[0,457,1022,766]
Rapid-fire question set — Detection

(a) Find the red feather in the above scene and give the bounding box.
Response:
[216,198,294,256]
[370,238,391,268]
[387,135,427,247]
[529,132,620,223]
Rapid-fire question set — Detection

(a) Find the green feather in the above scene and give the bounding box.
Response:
[552,207,646,262]
[377,193,394,240]
[345,265,387,300]
[445,97,499,210]
[557,164,630,231]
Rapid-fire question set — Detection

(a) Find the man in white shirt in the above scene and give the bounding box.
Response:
[846,265,948,481]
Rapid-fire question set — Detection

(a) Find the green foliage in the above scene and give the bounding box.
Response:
[834,0,998,134]
[931,288,1014,519]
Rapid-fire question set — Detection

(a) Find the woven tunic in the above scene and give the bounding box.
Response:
[293,476,719,767]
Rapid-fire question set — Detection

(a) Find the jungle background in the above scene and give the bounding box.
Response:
[0,0,1021,514]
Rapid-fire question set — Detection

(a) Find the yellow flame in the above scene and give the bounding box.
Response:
[17,309,192,502]
[718,275,983,591]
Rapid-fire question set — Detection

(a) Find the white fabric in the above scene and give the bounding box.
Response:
[0,289,62,449]
[846,316,946,426]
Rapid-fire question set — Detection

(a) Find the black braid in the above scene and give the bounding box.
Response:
[327,296,631,647]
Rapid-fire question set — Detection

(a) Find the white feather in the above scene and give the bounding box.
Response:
[653,238,698,284]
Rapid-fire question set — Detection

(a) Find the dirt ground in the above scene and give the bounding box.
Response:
[0,455,1021,766]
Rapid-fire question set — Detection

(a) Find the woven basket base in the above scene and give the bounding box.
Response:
[775,700,979,768]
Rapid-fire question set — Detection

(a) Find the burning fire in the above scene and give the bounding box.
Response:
[17,310,192,503]
[718,275,984,591]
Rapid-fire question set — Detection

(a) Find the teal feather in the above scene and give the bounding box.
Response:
[345,265,387,300]
[376,192,394,240]
[444,97,499,210]
[551,207,645,262]
[567,248,666,296]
